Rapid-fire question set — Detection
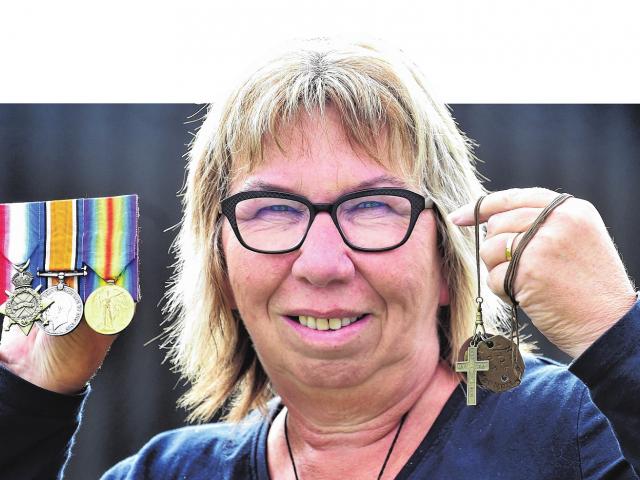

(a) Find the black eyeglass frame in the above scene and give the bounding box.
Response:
[220,188,436,254]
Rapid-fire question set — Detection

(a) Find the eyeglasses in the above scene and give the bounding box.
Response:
[220,187,435,254]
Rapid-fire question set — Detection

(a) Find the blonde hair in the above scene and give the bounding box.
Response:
[164,37,511,423]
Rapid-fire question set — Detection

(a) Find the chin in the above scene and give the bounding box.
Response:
[290,357,380,389]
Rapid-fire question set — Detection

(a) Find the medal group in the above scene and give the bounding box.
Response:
[0,195,140,341]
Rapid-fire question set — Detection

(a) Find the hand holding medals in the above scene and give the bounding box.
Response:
[0,195,139,395]
[450,187,637,360]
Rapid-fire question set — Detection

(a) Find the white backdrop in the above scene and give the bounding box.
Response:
[1,0,639,102]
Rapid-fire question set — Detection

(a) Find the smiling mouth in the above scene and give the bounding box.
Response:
[287,314,368,331]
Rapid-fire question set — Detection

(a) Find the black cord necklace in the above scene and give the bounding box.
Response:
[284,409,409,480]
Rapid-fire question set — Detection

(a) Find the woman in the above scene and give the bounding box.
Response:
[1,38,638,479]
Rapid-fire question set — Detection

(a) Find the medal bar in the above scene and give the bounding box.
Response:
[0,195,140,342]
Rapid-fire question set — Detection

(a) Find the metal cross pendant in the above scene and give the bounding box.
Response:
[455,345,489,406]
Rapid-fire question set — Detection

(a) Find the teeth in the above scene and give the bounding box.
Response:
[296,314,363,331]
[306,316,316,329]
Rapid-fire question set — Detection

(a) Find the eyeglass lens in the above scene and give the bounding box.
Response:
[233,194,413,251]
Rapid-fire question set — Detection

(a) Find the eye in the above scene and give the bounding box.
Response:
[339,195,411,221]
[258,204,304,214]
[252,203,307,221]
[235,198,308,223]
[354,201,387,209]
[267,205,296,212]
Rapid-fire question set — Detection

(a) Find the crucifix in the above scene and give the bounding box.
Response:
[455,345,489,406]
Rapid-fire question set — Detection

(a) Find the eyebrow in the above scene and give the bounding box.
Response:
[240,174,410,196]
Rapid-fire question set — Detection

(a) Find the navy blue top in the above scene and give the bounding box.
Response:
[2,300,639,479]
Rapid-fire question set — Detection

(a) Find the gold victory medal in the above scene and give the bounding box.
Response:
[84,282,135,335]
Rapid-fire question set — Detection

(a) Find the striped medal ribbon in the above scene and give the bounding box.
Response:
[0,201,49,336]
[81,195,139,335]
[37,199,84,336]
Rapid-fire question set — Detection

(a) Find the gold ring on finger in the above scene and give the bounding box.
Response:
[505,232,521,262]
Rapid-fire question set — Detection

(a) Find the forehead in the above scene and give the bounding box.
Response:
[229,109,413,199]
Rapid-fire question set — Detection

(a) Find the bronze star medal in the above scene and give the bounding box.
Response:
[0,262,54,335]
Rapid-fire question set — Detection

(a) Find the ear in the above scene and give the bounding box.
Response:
[438,276,450,306]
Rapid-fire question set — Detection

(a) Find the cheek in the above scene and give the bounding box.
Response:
[222,224,290,315]
[381,213,443,295]
[379,215,445,343]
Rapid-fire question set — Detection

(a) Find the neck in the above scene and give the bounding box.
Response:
[268,361,458,479]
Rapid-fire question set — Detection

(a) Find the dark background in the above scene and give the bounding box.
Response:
[0,105,638,479]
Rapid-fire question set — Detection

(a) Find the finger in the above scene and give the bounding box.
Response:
[0,321,41,363]
[484,207,543,239]
[486,261,512,301]
[448,187,558,226]
[480,232,524,271]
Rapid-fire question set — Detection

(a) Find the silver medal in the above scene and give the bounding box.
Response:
[35,269,87,335]
[37,283,83,336]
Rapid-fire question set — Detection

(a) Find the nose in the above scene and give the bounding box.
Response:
[291,212,356,287]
